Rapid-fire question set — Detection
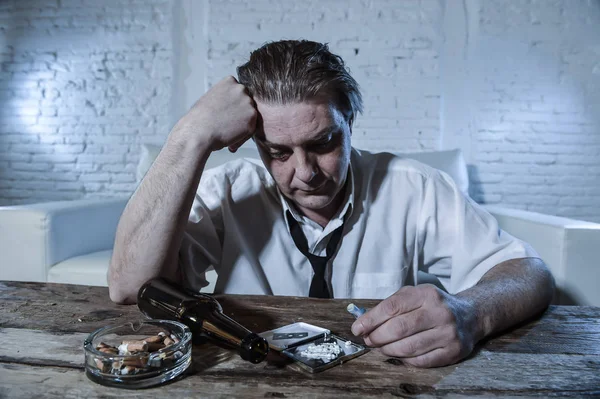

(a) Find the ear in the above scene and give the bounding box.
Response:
[348,115,353,136]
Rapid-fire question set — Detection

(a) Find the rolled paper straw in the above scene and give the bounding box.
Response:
[346,303,366,319]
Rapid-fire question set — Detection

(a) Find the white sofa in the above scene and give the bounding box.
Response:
[2,146,599,305]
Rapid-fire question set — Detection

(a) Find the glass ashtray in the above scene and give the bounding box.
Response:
[83,319,192,389]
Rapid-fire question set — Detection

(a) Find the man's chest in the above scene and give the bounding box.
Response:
[218,209,417,298]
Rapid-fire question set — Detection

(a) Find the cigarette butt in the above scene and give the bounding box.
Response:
[122,339,146,346]
[95,358,110,372]
[346,303,366,319]
[98,347,119,355]
[145,342,165,351]
[120,365,138,375]
[96,342,118,352]
[163,337,175,347]
[120,341,148,353]
[170,334,180,344]
[143,335,164,344]
[143,334,166,351]
[112,360,122,371]
[123,356,148,368]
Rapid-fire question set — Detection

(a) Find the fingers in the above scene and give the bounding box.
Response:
[397,345,463,368]
[228,87,258,153]
[227,129,255,153]
[352,286,423,337]
[375,325,455,359]
[362,307,437,347]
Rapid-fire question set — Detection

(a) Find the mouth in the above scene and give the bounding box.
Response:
[298,181,327,194]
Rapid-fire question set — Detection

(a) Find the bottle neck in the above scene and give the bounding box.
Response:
[182,302,268,363]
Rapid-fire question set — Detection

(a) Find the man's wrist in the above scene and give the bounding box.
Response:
[456,289,493,343]
[170,119,215,154]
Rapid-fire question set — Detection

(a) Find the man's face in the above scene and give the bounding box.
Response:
[254,99,352,220]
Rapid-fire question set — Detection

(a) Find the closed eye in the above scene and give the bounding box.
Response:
[309,136,335,152]
[268,150,291,160]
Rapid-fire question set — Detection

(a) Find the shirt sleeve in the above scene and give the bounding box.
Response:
[179,173,224,292]
[417,170,540,294]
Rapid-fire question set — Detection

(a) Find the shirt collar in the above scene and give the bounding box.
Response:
[279,161,355,231]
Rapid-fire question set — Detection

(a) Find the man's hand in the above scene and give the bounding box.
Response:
[175,76,258,152]
[351,284,480,368]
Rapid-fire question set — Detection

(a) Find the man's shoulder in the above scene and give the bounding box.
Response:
[353,148,440,181]
[199,158,276,196]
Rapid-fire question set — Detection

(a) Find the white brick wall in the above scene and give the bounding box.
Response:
[468,0,600,222]
[1,0,599,223]
[0,0,173,204]
[206,0,442,153]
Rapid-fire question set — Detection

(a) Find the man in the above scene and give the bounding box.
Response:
[108,40,554,368]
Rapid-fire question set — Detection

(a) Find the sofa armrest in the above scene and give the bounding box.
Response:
[0,197,128,283]
[483,205,600,306]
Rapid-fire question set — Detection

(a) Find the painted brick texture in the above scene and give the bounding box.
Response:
[207,0,442,153]
[0,0,173,204]
[0,0,599,223]
[470,0,600,222]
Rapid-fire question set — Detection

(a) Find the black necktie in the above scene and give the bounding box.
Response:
[286,211,345,298]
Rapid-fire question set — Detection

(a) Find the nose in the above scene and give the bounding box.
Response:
[294,150,318,184]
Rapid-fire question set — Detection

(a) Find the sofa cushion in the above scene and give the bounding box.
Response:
[393,149,469,195]
[136,143,260,183]
[48,250,112,287]
[47,249,218,292]
[136,143,163,183]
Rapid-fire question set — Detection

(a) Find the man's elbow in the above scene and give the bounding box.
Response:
[107,266,138,305]
[541,261,556,305]
[108,283,138,305]
[529,258,555,307]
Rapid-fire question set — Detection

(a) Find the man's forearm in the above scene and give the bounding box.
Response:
[457,257,555,342]
[108,126,213,304]
[108,76,259,304]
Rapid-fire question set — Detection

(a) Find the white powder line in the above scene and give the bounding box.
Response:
[300,342,342,361]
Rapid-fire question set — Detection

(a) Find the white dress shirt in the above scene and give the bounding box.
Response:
[179,148,538,299]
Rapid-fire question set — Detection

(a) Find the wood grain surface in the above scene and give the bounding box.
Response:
[1,281,599,398]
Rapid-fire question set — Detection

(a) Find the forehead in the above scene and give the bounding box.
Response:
[255,100,345,145]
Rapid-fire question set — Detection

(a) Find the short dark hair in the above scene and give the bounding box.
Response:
[237,40,363,125]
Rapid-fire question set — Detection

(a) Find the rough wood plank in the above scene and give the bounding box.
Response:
[0,328,451,389]
[483,307,600,355]
[2,328,600,395]
[437,350,600,393]
[2,281,600,398]
[0,329,600,395]
[4,280,600,355]
[1,362,597,399]
[0,281,139,334]
[0,281,380,337]
[0,363,398,399]
[0,328,86,368]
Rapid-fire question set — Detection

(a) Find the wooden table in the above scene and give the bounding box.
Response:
[1,281,599,398]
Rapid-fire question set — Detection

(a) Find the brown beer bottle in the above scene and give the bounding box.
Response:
[137,278,269,364]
